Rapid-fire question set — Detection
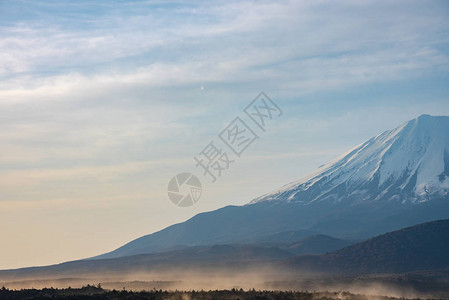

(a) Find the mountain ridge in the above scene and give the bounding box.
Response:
[93,115,449,259]
[1,219,448,279]
[286,218,449,274]
[251,114,449,205]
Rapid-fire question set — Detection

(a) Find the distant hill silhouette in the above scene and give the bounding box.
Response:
[1,220,448,280]
[287,219,449,274]
[0,244,294,280]
[285,235,352,255]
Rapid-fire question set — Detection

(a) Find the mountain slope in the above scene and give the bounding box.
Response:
[96,115,449,259]
[287,219,449,274]
[0,244,294,280]
[1,220,447,280]
[252,114,449,205]
[285,235,353,255]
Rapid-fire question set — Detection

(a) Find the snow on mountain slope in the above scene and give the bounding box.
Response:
[250,114,449,205]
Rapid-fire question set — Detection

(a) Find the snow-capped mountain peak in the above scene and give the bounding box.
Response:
[95,115,449,260]
[250,115,449,205]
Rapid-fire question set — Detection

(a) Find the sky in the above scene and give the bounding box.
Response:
[1,0,449,269]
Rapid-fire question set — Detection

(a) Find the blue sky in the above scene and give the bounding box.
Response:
[1,0,449,269]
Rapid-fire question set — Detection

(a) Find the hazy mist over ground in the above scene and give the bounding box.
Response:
[1,269,448,299]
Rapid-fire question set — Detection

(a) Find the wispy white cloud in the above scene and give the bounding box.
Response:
[2,0,448,96]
